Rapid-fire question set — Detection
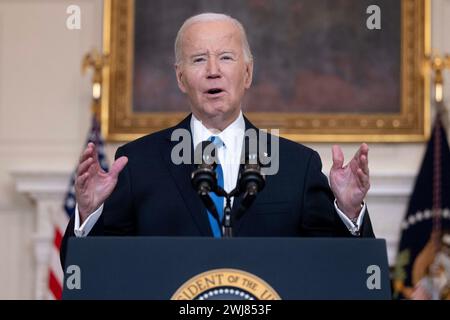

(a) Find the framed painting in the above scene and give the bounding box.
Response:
[101,0,430,142]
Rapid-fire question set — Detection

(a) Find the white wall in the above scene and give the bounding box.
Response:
[0,0,449,299]
[0,0,102,299]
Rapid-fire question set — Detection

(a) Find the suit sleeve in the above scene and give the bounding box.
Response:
[300,150,374,238]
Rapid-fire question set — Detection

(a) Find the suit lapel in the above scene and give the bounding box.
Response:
[160,114,213,236]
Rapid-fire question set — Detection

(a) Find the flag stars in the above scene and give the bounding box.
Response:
[66,197,75,210]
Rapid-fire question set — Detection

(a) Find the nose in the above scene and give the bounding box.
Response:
[206,56,221,79]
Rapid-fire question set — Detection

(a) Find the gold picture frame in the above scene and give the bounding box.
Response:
[101,0,430,142]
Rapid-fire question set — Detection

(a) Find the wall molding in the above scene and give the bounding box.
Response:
[369,173,415,197]
[12,170,70,299]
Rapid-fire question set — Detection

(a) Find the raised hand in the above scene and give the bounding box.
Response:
[329,143,370,219]
[75,142,128,223]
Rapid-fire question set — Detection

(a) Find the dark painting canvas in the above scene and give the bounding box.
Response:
[133,0,400,114]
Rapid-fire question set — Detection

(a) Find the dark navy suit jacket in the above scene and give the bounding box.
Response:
[61,114,374,266]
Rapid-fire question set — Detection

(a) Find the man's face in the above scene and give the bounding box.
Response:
[175,20,253,130]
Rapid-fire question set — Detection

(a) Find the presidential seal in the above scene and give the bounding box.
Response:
[171,268,281,300]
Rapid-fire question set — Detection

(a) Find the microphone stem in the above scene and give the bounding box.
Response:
[222,195,233,237]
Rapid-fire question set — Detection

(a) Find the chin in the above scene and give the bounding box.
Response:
[203,104,231,117]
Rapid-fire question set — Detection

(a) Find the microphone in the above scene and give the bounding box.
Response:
[191,141,222,227]
[236,140,265,219]
[191,141,217,194]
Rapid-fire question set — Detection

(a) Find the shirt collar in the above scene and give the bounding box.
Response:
[191,112,245,150]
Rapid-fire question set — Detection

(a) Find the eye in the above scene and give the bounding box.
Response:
[220,55,234,61]
[193,57,206,63]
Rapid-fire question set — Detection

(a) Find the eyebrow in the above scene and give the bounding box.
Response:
[190,52,207,58]
[219,51,237,56]
[189,51,237,59]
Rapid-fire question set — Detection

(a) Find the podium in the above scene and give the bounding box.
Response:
[62,237,391,300]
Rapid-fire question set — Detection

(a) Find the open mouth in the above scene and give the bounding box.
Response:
[205,88,225,95]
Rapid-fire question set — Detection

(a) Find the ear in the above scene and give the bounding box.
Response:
[244,61,253,89]
[175,64,187,93]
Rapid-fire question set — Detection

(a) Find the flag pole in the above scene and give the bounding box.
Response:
[81,49,108,123]
[429,54,450,246]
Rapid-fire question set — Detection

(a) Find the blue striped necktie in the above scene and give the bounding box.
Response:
[207,136,224,237]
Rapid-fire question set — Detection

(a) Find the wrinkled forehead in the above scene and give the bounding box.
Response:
[181,21,243,55]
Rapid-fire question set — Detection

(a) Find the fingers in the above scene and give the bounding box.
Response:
[359,154,369,176]
[75,171,89,191]
[79,142,102,170]
[352,143,365,161]
[360,143,369,154]
[76,143,101,192]
[79,143,95,163]
[356,144,370,191]
[357,168,370,190]
[357,143,369,160]
[357,143,369,175]
[77,157,93,177]
[109,156,128,179]
[331,145,344,169]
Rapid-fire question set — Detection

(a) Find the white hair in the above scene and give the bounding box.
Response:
[174,13,253,65]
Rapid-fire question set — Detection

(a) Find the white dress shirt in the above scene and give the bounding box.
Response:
[191,111,245,196]
[74,112,365,236]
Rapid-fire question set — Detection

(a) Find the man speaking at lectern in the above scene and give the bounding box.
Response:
[61,13,374,265]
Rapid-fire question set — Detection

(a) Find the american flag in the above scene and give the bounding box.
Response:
[47,117,108,299]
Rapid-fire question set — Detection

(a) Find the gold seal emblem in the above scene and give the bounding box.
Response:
[171,268,281,300]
